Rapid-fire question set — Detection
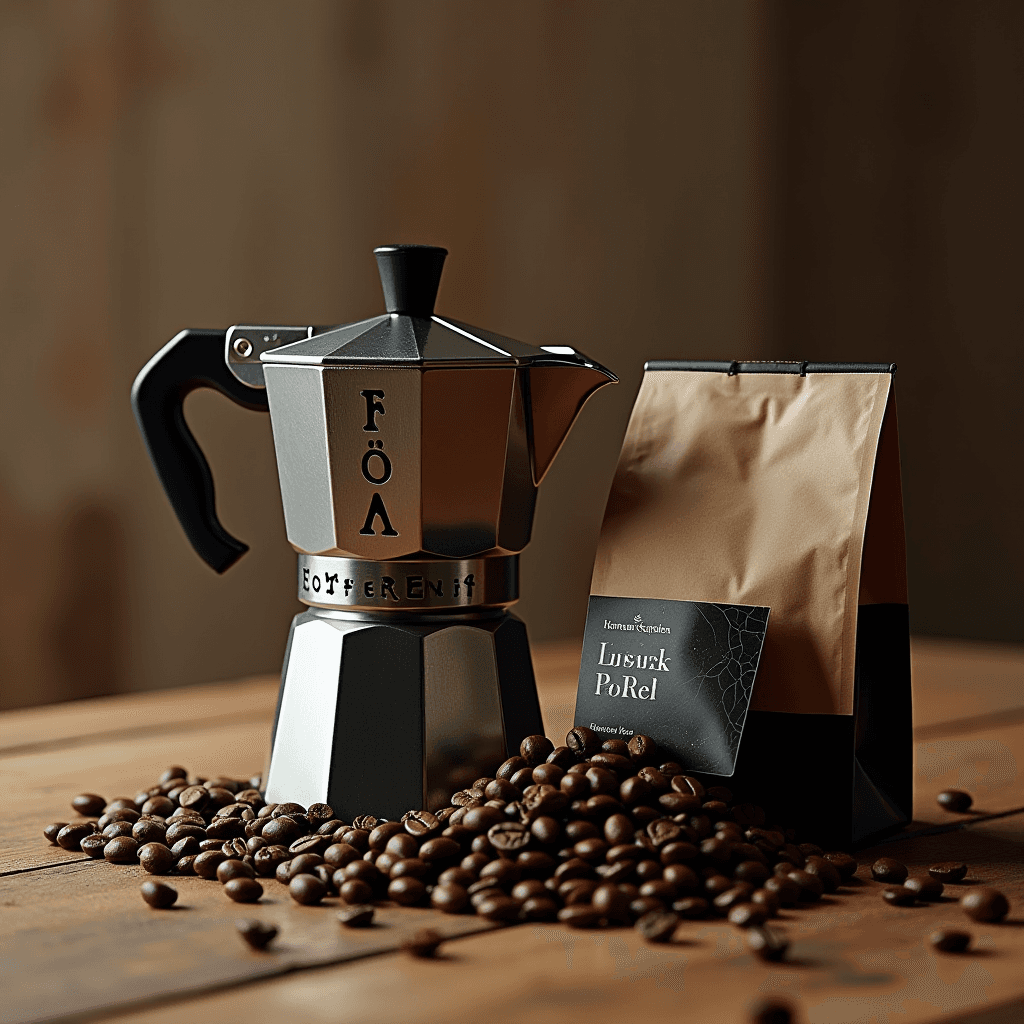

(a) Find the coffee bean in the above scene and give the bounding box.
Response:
[217,859,255,884]
[871,858,908,884]
[104,836,139,863]
[225,878,263,903]
[521,734,554,766]
[80,834,108,859]
[470,886,505,909]
[176,855,197,875]
[104,798,138,814]
[734,861,770,886]
[338,904,375,928]
[305,802,333,827]
[132,821,167,846]
[937,789,973,813]
[170,836,200,859]
[670,775,705,800]
[138,843,175,875]
[635,910,678,941]
[787,870,824,902]
[139,880,177,908]
[592,883,631,923]
[72,794,106,817]
[823,851,858,881]
[961,887,1009,922]
[403,928,444,958]
[159,766,188,784]
[477,895,521,921]
[487,821,530,853]
[419,837,461,862]
[236,919,277,949]
[193,851,225,879]
[275,802,307,817]
[930,928,971,953]
[672,896,708,918]
[289,874,327,905]
[496,756,529,781]
[761,876,798,909]
[545,746,577,770]
[802,856,841,893]
[44,822,69,844]
[141,796,175,817]
[261,816,301,845]
[566,727,601,758]
[557,904,601,928]
[522,896,559,921]
[713,884,756,913]
[57,822,97,851]
[750,998,794,1024]
[431,882,469,913]
[750,889,780,916]
[389,876,427,906]
[531,764,564,788]
[746,926,789,962]
[165,822,206,845]
[221,838,247,859]
[881,885,916,906]
[904,875,943,901]
[339,878,373,904]
[103,822,135,840]
[728,903,768,928]
[929,862,968,883]
[403,810,440,838]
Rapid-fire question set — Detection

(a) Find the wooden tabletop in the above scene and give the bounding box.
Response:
[1,636,1022,1024]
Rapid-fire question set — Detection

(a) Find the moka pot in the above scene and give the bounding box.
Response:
[132,245,616,819]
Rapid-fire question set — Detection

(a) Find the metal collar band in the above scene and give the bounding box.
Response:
[297,554,518,612]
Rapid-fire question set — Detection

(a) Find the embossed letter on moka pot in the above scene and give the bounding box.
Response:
[576,596,769,776]
[578,361,912,849]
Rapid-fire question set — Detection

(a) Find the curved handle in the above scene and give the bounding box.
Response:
[131,329,269,573]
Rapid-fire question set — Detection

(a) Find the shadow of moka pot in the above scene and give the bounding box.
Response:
[132,245,617,819]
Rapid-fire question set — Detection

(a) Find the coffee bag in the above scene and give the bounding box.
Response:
[583,360,911,847]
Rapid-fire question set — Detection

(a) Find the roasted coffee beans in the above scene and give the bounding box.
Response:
[236,919,277,950]
[403,928,443,958]
[937,789,973,813]
[871,858,908,884]
[140,881,177,909]
[224,878,263,904]
[746,926,789,962]
[338,905,375,928]
[929,862,968,883]
[960,887,1009,922]
[929,929,971,953]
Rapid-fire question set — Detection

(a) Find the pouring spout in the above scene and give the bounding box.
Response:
[527,351,618,485]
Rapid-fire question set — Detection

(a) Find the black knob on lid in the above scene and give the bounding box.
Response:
[374,244,448,317]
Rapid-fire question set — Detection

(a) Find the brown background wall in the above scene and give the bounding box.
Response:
[0,0,1019,711]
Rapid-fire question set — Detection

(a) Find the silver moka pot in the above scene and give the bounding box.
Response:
[132,245,616,819]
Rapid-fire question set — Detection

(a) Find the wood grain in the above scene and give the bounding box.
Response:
[2,638,1022,1024]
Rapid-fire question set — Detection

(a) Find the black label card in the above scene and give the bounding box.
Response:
[574,596,770,777]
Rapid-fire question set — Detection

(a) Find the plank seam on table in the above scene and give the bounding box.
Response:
[0,857,91,878]
[0,708,274,760]
[15,918,500,1024]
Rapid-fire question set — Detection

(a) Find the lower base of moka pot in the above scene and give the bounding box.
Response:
[262,556,543,821]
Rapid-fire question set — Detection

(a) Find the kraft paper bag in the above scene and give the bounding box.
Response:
[588,360,911,847]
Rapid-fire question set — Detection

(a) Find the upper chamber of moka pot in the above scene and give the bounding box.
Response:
[235,245,617,564]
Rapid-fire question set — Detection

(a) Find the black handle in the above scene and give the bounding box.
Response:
[131,329,269,573]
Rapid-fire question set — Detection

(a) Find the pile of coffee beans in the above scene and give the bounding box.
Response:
[42,728,1010,953]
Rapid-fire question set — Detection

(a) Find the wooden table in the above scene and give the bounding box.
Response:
[2,637,1022,1024]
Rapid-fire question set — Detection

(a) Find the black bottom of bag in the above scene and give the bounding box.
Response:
[696,604,913,851]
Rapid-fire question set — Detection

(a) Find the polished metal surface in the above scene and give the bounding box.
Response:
[226,325,311,388]
[263,607,541,819]
[297,554,518,611]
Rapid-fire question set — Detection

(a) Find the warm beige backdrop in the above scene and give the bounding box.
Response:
[0,1,1019,710]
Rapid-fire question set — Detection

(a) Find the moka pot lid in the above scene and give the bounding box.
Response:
[260,244,601,369]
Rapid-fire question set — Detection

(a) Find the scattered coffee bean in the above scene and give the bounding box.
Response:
[289,874,327,905]
[749,997,793,1024]
[929,928,971,953]
[881,885,916,906]
[236,919,277,950]
[225,878,263,903]
[729,903,768,928]
[217,859,255,884]
[339,904,376,928]
[871,858,908,884]
[140,880,177,909]
[904,875,943,901]
[558,904,603,928]
[937,789,973,813]
[961,887,1009,923]
[746,926,789,962]
[56,822,97,851]
[635,910,679,942]
[929,862,968,883]
[194,851,226,879]
[823,851,858,881]
[389,876,427,906]
[431,883,469,914]
[72,794,106,817]
[403,928,443,958]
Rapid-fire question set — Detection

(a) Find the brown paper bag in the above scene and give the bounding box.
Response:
[590,360,911,847]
